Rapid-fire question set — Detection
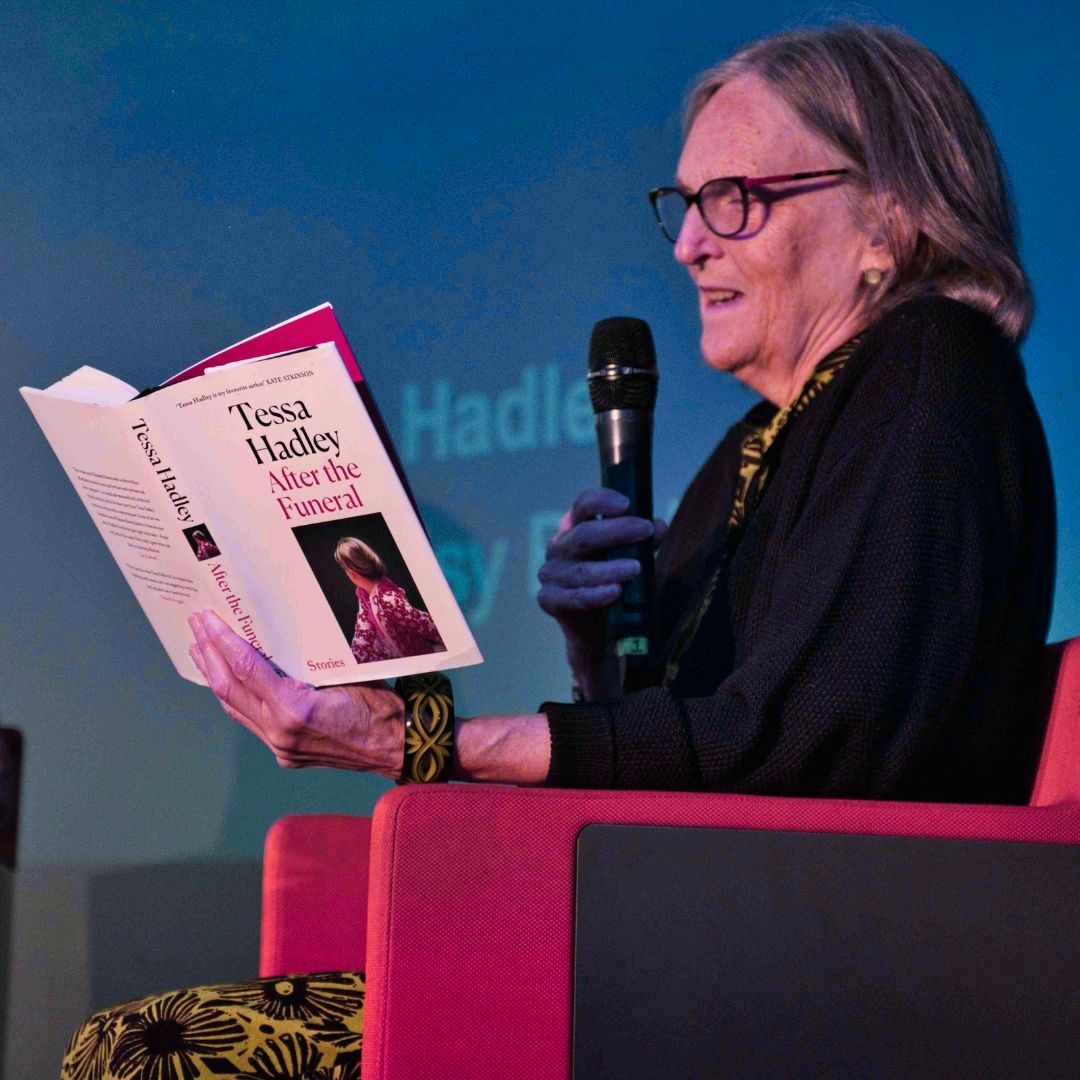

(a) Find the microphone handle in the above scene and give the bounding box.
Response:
[596,409,654,658]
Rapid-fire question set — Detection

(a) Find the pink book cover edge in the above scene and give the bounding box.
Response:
[161,303,364,386]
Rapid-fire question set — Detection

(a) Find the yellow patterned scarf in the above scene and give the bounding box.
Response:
[727,337,860,533]
[661,335,862,688]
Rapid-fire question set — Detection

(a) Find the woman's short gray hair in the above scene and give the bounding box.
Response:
[688,23,1031,340]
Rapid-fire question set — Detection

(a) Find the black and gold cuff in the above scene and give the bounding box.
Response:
[395,672,455,785]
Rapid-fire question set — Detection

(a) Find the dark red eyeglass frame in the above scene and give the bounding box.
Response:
[648,169,851,241]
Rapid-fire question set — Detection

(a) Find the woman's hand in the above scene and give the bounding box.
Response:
[188,610,405,777]
[537,488,665,699]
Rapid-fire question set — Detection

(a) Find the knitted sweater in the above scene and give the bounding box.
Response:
[542,297,1056,803]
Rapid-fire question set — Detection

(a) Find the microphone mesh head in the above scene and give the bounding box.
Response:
[587,317,658,412]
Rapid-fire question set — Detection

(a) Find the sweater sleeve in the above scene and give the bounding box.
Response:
[542,311,1053,798]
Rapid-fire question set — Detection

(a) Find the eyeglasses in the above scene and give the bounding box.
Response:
[648,169,851,242]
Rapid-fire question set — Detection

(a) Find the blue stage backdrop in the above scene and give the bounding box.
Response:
[1,2,1077,1071]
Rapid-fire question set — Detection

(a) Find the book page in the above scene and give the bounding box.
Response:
[32,365,140,405]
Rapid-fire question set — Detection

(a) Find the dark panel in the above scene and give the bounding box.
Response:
[0,730,23,872]
[0,728,22,1073]
[88,861,262,1008]
[574,825,1080,1079]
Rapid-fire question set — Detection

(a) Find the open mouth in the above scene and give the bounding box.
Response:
[702,289,742,307]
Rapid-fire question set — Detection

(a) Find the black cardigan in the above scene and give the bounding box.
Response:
[542,297,1056,803]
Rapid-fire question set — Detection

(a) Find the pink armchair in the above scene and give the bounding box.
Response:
[261,639,1080,1079]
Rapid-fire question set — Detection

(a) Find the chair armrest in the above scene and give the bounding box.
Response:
[362,785,1080,1080]
[260,813,372,977]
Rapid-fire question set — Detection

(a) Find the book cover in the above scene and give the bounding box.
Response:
[20,305,482,686]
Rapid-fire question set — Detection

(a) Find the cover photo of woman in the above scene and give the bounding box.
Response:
[292,513,445,665]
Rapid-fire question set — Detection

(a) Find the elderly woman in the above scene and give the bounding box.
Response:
[64,22,1054,1080]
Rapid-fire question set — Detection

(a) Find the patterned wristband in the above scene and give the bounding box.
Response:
[395,672,455,785]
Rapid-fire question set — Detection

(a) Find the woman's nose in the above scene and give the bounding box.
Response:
[673,204,719,266]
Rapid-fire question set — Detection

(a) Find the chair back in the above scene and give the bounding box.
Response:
[260,813,372,977]
[1030,638,1080,806]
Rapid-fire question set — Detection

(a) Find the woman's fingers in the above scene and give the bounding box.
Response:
[188,641,207,679]
[190,611,304,730]
[540,491,662,672]
[189,616,263,728]
[538,489,657,623]
[538,581,622,615]
[189,640,264,737]
[189,614,241,700]
[537,556,640,588]
[568,488,631,525]
[547,515,654,560]
[199,611,279,688]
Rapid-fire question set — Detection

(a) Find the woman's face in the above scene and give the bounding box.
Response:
[674,73,882,404]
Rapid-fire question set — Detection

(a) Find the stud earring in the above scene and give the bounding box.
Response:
[862,268,884,286]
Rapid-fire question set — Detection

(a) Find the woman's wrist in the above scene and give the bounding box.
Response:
[356,684,408,779]
[450,713,551,785]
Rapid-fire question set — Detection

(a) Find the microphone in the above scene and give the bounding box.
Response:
[587,316,658,666]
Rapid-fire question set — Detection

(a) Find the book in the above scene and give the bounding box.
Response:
[20,303,482,687]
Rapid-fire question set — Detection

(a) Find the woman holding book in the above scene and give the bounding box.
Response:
[64,23,1055,1080]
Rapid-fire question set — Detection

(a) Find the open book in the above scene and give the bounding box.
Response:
[20,304,482,687]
